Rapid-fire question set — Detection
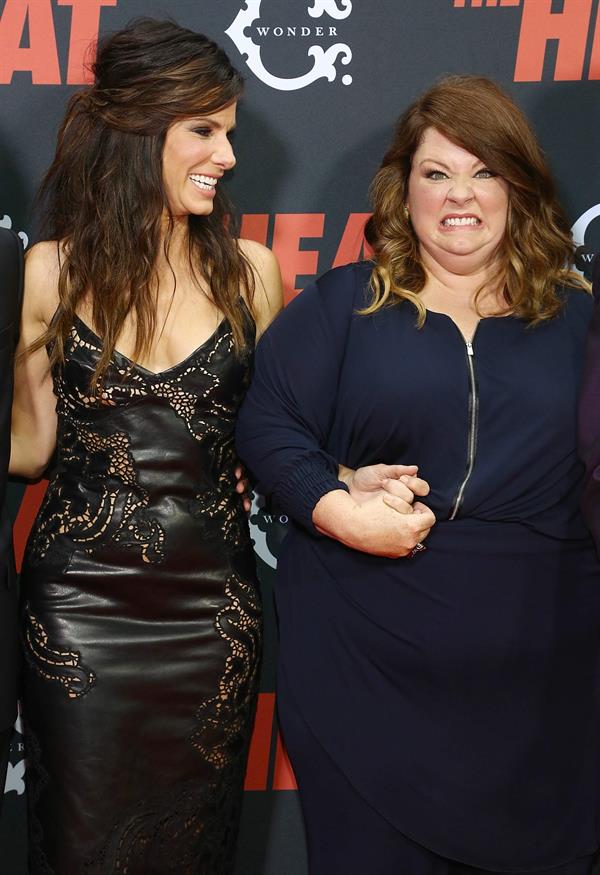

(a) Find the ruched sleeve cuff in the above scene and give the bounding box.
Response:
[273,451,349,536]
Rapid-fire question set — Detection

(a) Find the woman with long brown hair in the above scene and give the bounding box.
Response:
[10,18,282,874]
[237,76,600,873]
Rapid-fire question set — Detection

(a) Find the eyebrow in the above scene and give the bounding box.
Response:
[418,157,483,169]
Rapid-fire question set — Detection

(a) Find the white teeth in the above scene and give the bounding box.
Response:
[189,174,217,191]
[442,216,480,227]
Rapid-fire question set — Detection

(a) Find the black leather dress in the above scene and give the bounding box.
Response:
[20,308,261,875]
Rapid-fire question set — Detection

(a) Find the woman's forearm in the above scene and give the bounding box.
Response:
[312,489,435,559]
[312,488,359,543]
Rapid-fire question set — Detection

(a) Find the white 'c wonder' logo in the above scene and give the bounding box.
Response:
[226,0,353,91]
[571,205,600,275]
[572,204,600,248]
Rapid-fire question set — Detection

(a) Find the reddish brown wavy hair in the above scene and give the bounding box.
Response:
[34,18,254,383]
[363,75,588,323]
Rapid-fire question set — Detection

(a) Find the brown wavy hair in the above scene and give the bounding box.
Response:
[34,18,254,384]
[363,75,588,323]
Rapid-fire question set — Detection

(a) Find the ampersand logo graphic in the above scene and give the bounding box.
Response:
[248,492,289,570]
[225,0,353,91]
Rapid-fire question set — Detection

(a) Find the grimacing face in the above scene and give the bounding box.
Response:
[162,102,237,219]
[407,127,510,275]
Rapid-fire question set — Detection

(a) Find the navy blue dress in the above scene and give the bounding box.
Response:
[236,262,600,871]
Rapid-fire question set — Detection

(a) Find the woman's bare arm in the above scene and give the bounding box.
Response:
[10,242,59,479]
[239,238,284,338]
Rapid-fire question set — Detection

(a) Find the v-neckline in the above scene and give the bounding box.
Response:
[424,308,516,345]
[72,313,229,378]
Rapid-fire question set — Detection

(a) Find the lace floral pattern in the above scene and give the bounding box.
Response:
[62,320,248,445]
[24,607,96,699]
[192,572,262,765]
[28,424,166,567]
[22,305,260,873]
[80,572,261,874]
[83,775,246,875]
[28,316,253,569]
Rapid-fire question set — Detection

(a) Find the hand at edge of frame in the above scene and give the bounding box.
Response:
[234,464,252,513]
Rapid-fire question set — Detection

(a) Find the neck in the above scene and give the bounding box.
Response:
[420,247,503,304]
[158,214,190,269]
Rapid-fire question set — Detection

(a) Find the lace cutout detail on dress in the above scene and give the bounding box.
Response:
[191,571,262,766]
[28,421,166,566]
[117,332,244,445]
[28,480,118,562]
[23,307,259,873]
[189,442,250,552]
[24,606,96,700]
[28,320,251,569]
[65,321,244,444]
[81,571,261,874]
[83,776,244,875]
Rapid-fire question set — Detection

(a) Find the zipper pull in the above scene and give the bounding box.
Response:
[465,340,474,356]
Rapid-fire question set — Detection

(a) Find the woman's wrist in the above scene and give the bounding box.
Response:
[337,464,355,489]
[312,488,360,542]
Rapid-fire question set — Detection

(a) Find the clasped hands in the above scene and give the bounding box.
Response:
[313,463,436,559]
[340,463,429,511]
[234,461,436,559]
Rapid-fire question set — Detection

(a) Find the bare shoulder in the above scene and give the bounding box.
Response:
[25,240,61,277]
[238,238,280,282]
[238,238,284,335]
[24,240,61,326]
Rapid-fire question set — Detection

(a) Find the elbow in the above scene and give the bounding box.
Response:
[9,438,54,481]
[28,458,51,480]
[9,457,49,481]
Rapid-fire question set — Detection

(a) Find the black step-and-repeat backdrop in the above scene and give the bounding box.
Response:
[2,1,600,872]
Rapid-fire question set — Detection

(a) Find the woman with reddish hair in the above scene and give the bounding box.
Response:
[237,76,600,874]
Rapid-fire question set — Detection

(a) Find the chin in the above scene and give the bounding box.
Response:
[186,203,214,218]
[195,198,215,215]
[448,246,480,256]
[443,240,487,257]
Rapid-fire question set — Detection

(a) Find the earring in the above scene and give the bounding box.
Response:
[403,204,410,220]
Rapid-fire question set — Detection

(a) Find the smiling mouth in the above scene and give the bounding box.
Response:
[189,174,217,192]
[441,216,481,227]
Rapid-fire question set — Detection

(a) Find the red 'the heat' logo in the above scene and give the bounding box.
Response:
[0,0,117,85]
[453,0,600,81]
